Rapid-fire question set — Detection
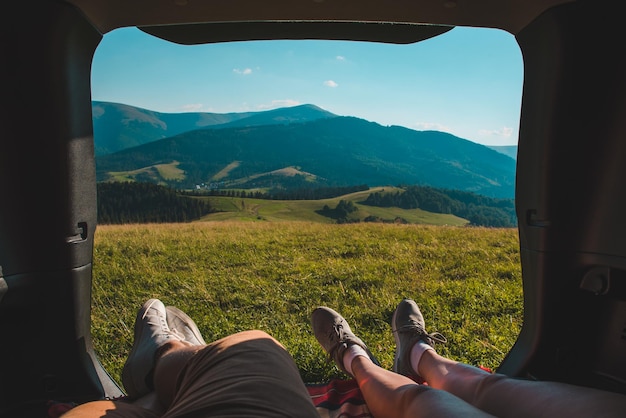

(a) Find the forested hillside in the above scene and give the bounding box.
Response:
[186,184,370,200]
[97,182,213,224]
[363,186,516,227]
[96,116,516,198]
[97,182,514,227]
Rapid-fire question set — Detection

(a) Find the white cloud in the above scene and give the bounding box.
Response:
[324,80,339,88]
[336,55,345,61]
[233,68,253,75]
[180,103,204,112]
[413,122,453,133]
[478,126,514,138]
[257,99,301,110]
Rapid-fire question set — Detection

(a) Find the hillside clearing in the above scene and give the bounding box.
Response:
[196,186,469,225]
[211,160,240,181]
[106,161,185,182]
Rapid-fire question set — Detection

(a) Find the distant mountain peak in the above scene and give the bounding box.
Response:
[241,103,336,119]
[293,103,329,111]
[92,101,337,155]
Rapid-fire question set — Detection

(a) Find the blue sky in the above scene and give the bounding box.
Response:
[91,26,522,146]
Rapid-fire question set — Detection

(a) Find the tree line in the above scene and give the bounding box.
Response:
[363,186,517,227]
[97,181,515,227]
[316,200,360,223]
[97,182,213,224]
[184,184,369,200]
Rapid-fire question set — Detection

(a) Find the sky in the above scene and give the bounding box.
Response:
[91,26,523,146]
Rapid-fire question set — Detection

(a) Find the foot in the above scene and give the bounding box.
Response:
[122,299,182,398]
[311,306,380,376]
[392,298,446,381]
[166,306,207,346]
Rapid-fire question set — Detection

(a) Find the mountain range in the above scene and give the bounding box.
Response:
[92,101,336,155]
[93,102,517,198]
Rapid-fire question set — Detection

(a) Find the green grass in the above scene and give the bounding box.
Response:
[198,187,469,225]
[107,161,185,182]
[91,221,522,387]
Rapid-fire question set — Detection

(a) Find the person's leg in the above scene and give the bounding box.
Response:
[70,300,319,417]
[393,298,626,418]
[351,356,493,418]
[151,340,201,407]
[60,298,187,418]
[417,350,626,418]
[60,399,160,418]
[123,301,318,417]
[121,298,186,399]
[158,329,320,418]
[310,306,494,418]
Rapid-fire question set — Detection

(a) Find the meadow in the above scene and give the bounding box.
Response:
[194,187,469,225]
[91,221,522,386]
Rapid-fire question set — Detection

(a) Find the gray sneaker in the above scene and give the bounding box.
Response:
[122,298,182,398]
[166,306,207,346]
[311,306,380,376]
[392,298,446,382]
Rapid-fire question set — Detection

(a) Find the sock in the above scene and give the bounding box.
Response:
[410,341,435,376]
[343,345,369,376]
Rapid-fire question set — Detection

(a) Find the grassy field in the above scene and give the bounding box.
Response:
[107,161,185,183]
[91,221,522,387]
[196,187,469,225]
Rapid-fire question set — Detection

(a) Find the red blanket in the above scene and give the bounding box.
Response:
[306,379,372,418]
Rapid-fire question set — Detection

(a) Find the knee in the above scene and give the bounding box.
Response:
[227,330,286,350]
[239,329,274,340]
[237,329,283,347]
[396,383,434,411]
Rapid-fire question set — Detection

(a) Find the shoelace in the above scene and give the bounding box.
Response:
[325,322,352,362]
[329,323,346,346]
[147,311,181,340]
[395,321,447,344]
[170,328,186,340]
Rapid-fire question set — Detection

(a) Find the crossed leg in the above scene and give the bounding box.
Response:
[63,298,319,418]
[311,301,626,418]
[351,356,493,418]
[417,350,626,418]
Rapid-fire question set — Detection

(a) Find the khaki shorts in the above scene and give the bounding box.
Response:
[63,330,319,418]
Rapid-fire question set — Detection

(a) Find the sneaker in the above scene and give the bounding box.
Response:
[122,298,182,398]
[166,306,206,346]
[311,306,380,376]
[392,298,446,381]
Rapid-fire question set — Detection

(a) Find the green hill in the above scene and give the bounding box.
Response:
[96,116,516,198]
[93,101,336,155]
[195,187,468,226]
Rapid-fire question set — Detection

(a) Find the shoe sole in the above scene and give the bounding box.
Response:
[122,298,160,398]
[391,306,402,373]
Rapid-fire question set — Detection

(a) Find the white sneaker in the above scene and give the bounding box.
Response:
[166,306,206,346]
[121,299,182,398]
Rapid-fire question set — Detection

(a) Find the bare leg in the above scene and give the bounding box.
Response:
[391,298,626,418]
[60,340,198,418]
[417,347,626,418]
[152,340,203,407]
[311,306,493,418]
[350,356,494,418]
